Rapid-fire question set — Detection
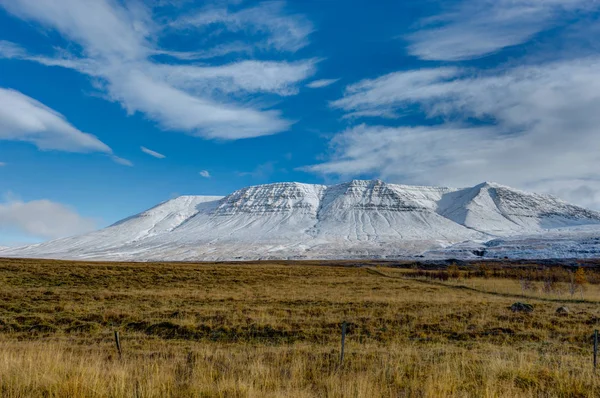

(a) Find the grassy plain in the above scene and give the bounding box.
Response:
[1,258,600,397]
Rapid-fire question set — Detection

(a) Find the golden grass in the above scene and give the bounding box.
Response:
[386,267,600,301]
[455,277,600,301]
[1,258,600,397]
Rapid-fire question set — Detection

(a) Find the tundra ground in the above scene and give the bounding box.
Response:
[0,258,599,397]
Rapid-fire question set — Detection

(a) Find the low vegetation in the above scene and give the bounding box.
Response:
[1,258,600,397]
[401,263,600,300]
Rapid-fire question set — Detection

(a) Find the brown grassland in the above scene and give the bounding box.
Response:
[1,257,600,397]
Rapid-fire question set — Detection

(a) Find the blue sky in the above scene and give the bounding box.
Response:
[1,0,600,245]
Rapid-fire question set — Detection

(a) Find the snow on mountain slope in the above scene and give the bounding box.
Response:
[112,195,224,237]
[3,180,600,261]
[313,180,479,241]
[437,182,600,236]
[491,184,600,229]
[149,183,328,257]
[426,226,600,260]
[2,195,223,259]
[213,182,325,216]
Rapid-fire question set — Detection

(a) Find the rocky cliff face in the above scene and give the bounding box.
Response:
[3,180,600,261]
[214,183,325,216]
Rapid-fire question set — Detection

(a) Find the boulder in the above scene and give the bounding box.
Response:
[556,306,570,315]
[510,302,534,313]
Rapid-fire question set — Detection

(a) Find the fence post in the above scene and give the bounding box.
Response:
[340,321,347,367]
[114,330,122,359]
[594,329,598,370]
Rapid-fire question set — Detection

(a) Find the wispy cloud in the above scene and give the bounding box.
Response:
[0,162,5,167]
[141,146,166,159]
[0,0,316,140]
[107,70,291,139]
[171,1,314,53]
[0,193,97,240]
[0,40,100,73]
[199,170,211,178]
[111,156,134,167]
[330,68,461,118]
[0,40,26,58]
[0,87,112,153]
[306,78,339,89]
[406,0,598,61]
[151,59,318,97]
[154,42,251,61]
[310,57,600,208]
[238,161,279,179]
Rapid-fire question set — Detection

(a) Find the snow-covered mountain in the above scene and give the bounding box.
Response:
[3,180,600,261]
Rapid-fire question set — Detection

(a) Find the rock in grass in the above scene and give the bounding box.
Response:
[510,302,534,313]
[556,306,570,315]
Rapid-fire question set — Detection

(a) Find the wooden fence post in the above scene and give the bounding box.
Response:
[340,321,347,367]
[594,329,598,370]
[114,330,122,359]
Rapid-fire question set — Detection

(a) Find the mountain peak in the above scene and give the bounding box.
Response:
[475,181,507,189]
[348,178,385,185]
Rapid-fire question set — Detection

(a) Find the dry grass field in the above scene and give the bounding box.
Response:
[1,258,600,397]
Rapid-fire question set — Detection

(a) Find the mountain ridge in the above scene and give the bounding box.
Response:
[3,180,600,261]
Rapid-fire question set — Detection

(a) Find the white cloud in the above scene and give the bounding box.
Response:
[528,179,600,211]
[171,1,314,53]
[331,68,461,118]
[306,78,339,89]
[0,40,27,58]
[0,0,152,60]
[107,69,290,139]
[0,162,5,167]
[310,57,600,209]
[199,170,211,178]
[0,87,112,153]
[111,156,134,167]
[406,0,598,61]
[141,146,166,159]
[153,42,252,61]
[152,59,318,97]
[0,0,316,140]
[0,194,97,240]
[0,40,100,73]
